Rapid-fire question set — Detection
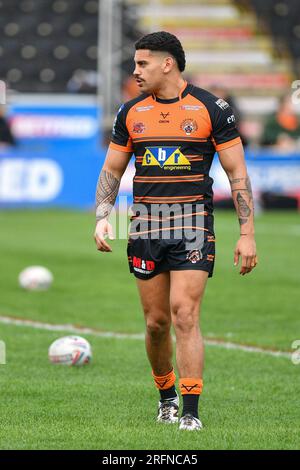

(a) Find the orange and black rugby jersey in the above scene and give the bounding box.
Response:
[110,81,241,214]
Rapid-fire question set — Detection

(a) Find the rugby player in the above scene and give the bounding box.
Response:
[94,32,257,431]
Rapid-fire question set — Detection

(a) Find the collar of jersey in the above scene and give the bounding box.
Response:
[151,81,190,104]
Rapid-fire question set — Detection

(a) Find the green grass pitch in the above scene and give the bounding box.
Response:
[0,209,299,449]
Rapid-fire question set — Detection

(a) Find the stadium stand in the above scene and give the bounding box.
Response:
[0,0,141,94]
[245,0,300,76]
[127,0,297,142]
[0,0,295,97]
[0,0,298,142]
[131,0,292,97]
[0,0,99,92]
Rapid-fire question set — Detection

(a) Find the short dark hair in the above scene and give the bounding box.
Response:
[135,31,186,72]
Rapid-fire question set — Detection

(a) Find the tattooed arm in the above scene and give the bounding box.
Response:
[230,175,254,236]
[94,147,132,252]
[95,169,120,222]
[218,143,258,275]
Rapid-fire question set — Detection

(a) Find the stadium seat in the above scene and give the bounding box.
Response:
[0,0,98,92]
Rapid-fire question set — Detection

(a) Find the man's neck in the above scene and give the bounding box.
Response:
[153,77,186,100]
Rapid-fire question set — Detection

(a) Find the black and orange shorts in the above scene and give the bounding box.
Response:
[127,231,216,280]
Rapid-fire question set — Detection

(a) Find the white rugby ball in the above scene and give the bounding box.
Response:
[48,335,92,366]
[19,266,53,291]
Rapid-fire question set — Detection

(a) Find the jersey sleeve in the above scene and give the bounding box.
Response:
[109,104,133,153]
[210,98,241,151]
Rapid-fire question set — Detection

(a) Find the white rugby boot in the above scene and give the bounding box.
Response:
[179,413,203,431]
[157,392,179,424]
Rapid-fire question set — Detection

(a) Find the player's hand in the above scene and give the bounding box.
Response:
[234,234,258,275]
[94,219,114,252]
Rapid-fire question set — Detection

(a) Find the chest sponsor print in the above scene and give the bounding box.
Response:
[142,147,191,170]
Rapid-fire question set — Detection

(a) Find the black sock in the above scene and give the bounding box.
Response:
[182,394,199,418]
[159,385,177,401]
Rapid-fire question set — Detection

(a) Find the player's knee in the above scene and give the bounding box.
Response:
[145,316,171,339]
[171,303,198,334]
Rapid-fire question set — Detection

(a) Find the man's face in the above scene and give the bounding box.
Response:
[133,49,170,93]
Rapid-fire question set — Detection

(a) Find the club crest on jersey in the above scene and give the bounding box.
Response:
[186,249,202,264]
[142,147,191,169]
[132,122,146,134]
[181,119,198,136]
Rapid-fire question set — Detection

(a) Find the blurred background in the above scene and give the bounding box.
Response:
[0,0,300,211]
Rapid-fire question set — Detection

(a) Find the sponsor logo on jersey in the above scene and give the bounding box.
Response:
[186,249,202,264]
[132,256,155,274]
[181,119,198,136]
[142,147,191,170]
[180,105,203,111]
[215,98,229,110]
[159,111,170,123]
[135,105,154,112]
[227,114,235,124]
[132,122,146,133]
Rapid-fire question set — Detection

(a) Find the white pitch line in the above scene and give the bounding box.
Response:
[0,315,145,340]
[203,338,291,359]
[0,315,291,359]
